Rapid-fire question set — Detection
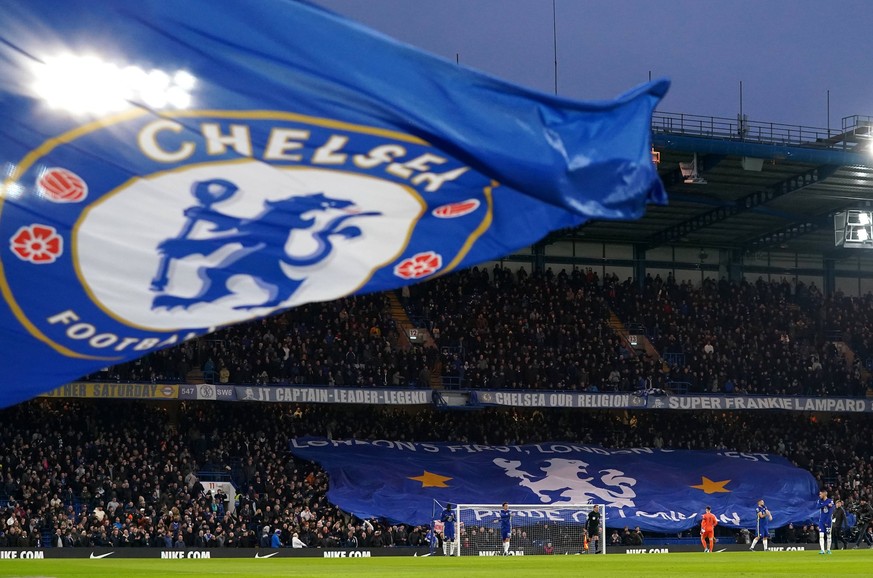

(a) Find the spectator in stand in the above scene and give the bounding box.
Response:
[258,527,271,548]
[543,540,554,554]
[609,529,621,546]
[783,523,796,544]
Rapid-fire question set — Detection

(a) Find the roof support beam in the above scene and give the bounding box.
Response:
[653,133,873,168]
[742,219,827,250]
[646,164,839,250]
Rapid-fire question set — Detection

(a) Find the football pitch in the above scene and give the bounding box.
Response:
[0,551,870,578]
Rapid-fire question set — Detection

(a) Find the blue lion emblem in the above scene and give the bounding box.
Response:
[150,179,380,311]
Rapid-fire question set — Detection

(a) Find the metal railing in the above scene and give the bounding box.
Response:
[666,380,691,394]
[440,376,463,389]
[842,115,873,134]
[652,111,840,148]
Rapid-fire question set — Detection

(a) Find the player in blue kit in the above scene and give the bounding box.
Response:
[440,503,457,556]
[494,502,513,555]
[816,489,834,554]
[749,499,773,551]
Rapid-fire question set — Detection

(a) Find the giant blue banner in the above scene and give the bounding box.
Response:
[0,0,666,407]
[290,438,819,532]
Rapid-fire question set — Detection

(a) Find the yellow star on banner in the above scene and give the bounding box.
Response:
[690,476,732,494]
[409,470,453,488]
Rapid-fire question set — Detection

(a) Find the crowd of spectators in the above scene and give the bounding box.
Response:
[415,266,871,396]
[610,272,866,397]
[406,265,661,391]
[825,292,873,363]
[1,399,872,548]
[9,265,871,550]
[100,294,432,389]
[84,265,873,399]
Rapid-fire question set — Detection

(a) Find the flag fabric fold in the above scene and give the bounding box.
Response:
[290,438,819,532]
[0,0,667,406]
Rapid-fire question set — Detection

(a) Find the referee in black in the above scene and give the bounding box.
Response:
[586,505,602,553]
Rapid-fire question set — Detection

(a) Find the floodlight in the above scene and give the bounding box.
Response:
[32,54,196,116]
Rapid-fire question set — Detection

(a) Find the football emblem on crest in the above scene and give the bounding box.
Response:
[38,167,88,203]
[432,199,480,218]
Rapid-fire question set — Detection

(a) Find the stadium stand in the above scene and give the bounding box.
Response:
[6,260,873,549]
[1,400,872,547]
[85,267,873,398]
[97,294,430,389]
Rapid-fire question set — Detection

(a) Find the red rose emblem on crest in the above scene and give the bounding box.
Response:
[393,251,442,279]
[432,199,480,218]
[37,167,88,203]
[9,224,64,264]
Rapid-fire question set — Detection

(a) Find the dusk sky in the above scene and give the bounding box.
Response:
[314,0,873,131]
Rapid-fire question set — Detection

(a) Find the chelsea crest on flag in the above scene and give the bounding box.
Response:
[289,438,820,533]
[0,0,668,406]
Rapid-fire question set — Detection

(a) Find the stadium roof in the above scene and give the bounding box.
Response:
[559,112,873,257]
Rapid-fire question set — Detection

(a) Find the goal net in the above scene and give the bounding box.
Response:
[433,501,607,556]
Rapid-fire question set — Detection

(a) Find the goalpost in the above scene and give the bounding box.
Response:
[433,501,607,556]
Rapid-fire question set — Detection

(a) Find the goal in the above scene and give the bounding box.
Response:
[433,501,607,556]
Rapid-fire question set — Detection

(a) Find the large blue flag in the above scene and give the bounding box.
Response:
[290,438,819,533]
[0,0,666,407]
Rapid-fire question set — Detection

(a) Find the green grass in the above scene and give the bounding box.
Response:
[0,551,870,578]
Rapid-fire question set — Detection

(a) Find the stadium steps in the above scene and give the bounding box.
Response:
[185,369,206,384]
[831,341,873,397]
[607,310,662,363]
[430,358,443,390]
[831,341,856,367]
[386,291,415,351]
[830,341,873,394]
[606,311,636,357]
[388,290,442,389]
[387,291,437,351]
[387,291,442,388]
